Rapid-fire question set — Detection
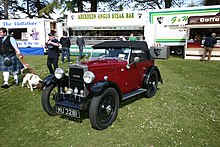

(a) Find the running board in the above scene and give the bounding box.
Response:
[122,88,147,101]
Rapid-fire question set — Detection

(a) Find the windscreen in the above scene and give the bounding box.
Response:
[90,48,131,61]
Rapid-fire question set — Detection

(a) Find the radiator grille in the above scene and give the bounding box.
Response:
[69,64,88,95]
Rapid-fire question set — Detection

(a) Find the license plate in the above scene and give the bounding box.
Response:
[56,106,80,118]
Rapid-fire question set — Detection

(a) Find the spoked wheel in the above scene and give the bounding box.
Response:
[89,88,119,130]
[144,71,158,98]
[41,84,58,116]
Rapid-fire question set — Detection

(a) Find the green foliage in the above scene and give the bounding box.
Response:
[39,1,61,17]
[0,0,189,19]
[0,55,220,146]
[15,0,50,18]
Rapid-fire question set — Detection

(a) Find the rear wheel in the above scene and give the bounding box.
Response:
[174,47,183,55]
[144,71,158,98]
[41,84,58,116]
[89,88,119,130]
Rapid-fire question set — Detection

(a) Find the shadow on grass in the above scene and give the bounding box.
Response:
[119,87,161,108]
[119,94,156,108]
[60,110,89,123]
[168,54,184,59]
[57,97,145,124]
[120,95,143,108]
[57,89,160,124]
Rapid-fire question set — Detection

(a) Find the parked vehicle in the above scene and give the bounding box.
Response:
[146,5,220,55]
[41,41,163,130]
[66,5,220,56]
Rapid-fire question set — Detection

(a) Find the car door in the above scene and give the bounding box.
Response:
[125,50,149,92]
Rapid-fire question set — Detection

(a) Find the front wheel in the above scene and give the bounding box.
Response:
[89,88,119,130]
[144,71,158,98]
[41,84,58,116]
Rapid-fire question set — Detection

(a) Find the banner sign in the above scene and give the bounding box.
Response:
[67,11,147,27]
[188,13,220,25]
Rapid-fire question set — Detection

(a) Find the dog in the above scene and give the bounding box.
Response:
[21,73,44,91]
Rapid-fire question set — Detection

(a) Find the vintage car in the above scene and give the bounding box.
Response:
[41,41,163,130]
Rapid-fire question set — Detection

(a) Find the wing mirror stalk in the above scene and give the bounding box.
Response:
[126,57,140,69]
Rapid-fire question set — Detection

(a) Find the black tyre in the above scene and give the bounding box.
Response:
[144,71,158,98]
[41,84,58,116]
[175,48,183,55]
[89,88,119,130]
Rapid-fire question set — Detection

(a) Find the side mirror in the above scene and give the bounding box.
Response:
[134,57,140,62]
[126,57,140,69]
[84,54,89,61]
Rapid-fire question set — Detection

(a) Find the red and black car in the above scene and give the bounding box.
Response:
[41,41,163,130]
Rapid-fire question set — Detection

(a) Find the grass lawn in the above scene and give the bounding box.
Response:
[0,55,219,147]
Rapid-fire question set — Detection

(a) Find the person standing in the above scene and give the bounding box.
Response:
[45,33,60,74]
[119,35,126,41]
[200,32,217,61]
[76,33,85,59]
[60,32,72,63]
[0,27,24,89]
[129,33,137,41]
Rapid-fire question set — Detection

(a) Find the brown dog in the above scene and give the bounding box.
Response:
[21,67,44,91]
[21,73,44,91]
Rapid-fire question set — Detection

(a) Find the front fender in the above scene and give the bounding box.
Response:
[43,74,69,87]
[43,74,57,87]
[91,81,121,97]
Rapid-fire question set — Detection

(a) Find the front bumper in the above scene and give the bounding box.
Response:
[55,93,87,118]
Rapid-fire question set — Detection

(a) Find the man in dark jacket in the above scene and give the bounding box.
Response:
[60,32,71,63]
[45,33,60,74]
[76,33,85,59]
[0,27,24,89]
[200,32,217,61]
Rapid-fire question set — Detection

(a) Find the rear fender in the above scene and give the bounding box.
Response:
[144,66,163,85]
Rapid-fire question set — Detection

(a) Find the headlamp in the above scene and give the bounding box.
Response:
[83,71,95,84]
[54,68,65,79]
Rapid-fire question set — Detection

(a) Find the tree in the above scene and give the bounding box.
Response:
[0,0,19,19]
[39,0,112,15]
[202,0,220,5]
[134,0,186,9]
[19,0,52,18]
[91,0,98,12]
[3,0,9,18]
[164,0,172,8]
[2,0,219,20]
[0,0,52,19]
